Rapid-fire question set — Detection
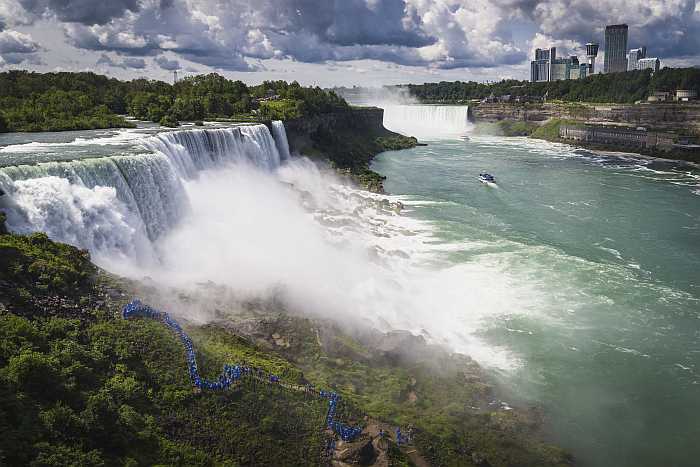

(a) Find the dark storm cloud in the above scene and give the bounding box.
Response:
[253,0,435,48]
[96,53,146,69]
[328,1,433,47]
[18,0,140,25]
[123,56,146,68]
[155,55,180,70]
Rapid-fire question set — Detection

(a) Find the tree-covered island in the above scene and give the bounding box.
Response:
[0,71,349,132]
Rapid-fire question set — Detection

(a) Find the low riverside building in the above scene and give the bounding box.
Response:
[647,91,671,102]
[559,124,677,150]
[676,90,698,102]
[637,57,660,73]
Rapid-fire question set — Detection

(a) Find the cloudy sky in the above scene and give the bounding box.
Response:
[0,0,699,86]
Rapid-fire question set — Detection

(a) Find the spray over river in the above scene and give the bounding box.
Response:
[1,111,699,466]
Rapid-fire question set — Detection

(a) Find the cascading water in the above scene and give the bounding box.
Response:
[271,120,291,161]
[382,105,472,139]
[0,119,523,369]
[141,124,283,177]
[0,123,288,260]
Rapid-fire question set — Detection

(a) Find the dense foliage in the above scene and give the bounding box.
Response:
[404,67,700,104]
[0,231,329,466]
[0,71,348,132]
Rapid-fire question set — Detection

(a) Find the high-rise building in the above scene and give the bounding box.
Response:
[586,42,599,74]
[531,60,550,82]
[604,24,629,73]
[550,57,577,81]
[637,57,660,73]
[627,47,647,71]
[535,47,556,61]
[530,47,557,82]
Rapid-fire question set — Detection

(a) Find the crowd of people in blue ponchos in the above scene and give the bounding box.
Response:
[122,299,363,442]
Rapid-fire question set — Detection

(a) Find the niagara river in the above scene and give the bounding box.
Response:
[1,109,699,467]
[374,105,700,467]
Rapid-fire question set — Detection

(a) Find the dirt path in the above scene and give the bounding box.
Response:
[363,421,432,467]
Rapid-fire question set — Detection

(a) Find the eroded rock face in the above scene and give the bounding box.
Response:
[334,437,377,466]
[0,212,7,234]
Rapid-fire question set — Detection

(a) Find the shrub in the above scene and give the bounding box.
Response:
[159,115,180,128]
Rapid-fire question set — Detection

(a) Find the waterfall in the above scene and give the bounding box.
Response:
[141,124,282,177]
[0,123,289,260]
[271,121,291,161]
[381,105,472,139]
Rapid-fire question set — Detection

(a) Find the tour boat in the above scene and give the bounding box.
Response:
[479,173,496,184]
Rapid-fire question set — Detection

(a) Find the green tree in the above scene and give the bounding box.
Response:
[3,350,63,400]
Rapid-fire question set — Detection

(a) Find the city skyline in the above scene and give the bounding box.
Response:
[530,22,668,82]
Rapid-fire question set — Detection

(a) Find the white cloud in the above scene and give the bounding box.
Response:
[1,0,699,85]
[0,29,41,64]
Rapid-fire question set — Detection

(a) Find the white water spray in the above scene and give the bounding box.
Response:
[0,121,524,369]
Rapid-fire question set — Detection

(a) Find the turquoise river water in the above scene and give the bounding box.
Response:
[372,132,700,467]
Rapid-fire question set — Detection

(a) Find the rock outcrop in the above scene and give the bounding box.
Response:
[473,102,700,133]
[280,107,417,192]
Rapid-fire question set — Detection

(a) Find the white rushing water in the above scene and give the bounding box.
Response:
[0,119,518,369]
[382,104,472,139]
[271,120,292,161]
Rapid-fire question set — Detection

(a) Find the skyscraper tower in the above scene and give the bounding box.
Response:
[586,42,599,75]
[173,70,178,84]
[530,47,557,82]
[604,24,628,73]
[627,47,647,71]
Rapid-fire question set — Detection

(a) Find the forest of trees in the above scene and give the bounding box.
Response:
[0,71,348,133]
[403,67,700,104]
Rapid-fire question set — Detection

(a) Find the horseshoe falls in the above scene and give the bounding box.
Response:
[381,104,472,138]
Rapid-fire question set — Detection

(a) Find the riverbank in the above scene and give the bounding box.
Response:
[479,116,700,164]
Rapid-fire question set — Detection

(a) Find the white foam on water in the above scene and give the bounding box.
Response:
[3,176,154,265]
[0,128,149,153]
[122,155,531,369]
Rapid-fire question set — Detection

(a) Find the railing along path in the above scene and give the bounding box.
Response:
[122,300,363,442]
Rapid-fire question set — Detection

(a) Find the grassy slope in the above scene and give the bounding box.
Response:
[219,311,572,467]
[0,231,328,466]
